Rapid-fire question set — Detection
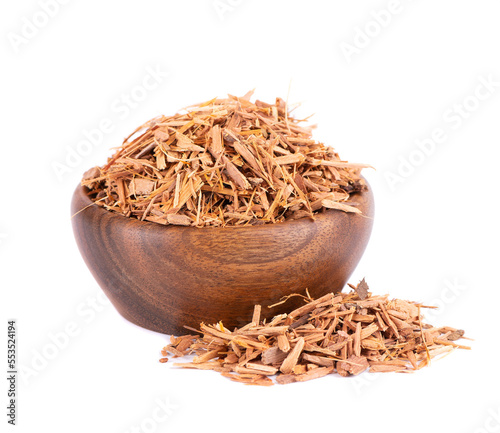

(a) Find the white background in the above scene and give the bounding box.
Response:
[1,1,499,432]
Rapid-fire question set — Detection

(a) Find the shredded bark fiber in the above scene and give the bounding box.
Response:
[81,91,371,227]
[160,280,470,386]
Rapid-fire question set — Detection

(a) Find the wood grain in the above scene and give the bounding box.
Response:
[71,183,374,334]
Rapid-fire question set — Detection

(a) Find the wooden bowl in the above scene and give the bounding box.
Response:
[71,183,374,334]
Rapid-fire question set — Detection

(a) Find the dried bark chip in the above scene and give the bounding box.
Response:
[166,214,192,226]
[251,304,261,326]
[447,329,465,341]
[355,278,369,300]
[321,199,361,214]
[82,166,101,186]
[340,355,369,376]
[292,364,308,375]
[275,374,298,385]
[132,178,155,195]
[336,361,350,377]
[280,337,305,374]
[261,346,288,365]
[302,353,335,368]
[354,322,362,357]
[193,348,223,364]
[277,334,291,353]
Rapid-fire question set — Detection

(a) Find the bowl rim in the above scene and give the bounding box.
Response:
[72,181,372,233]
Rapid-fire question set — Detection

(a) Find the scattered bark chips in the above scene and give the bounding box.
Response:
[160,280,470,386]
